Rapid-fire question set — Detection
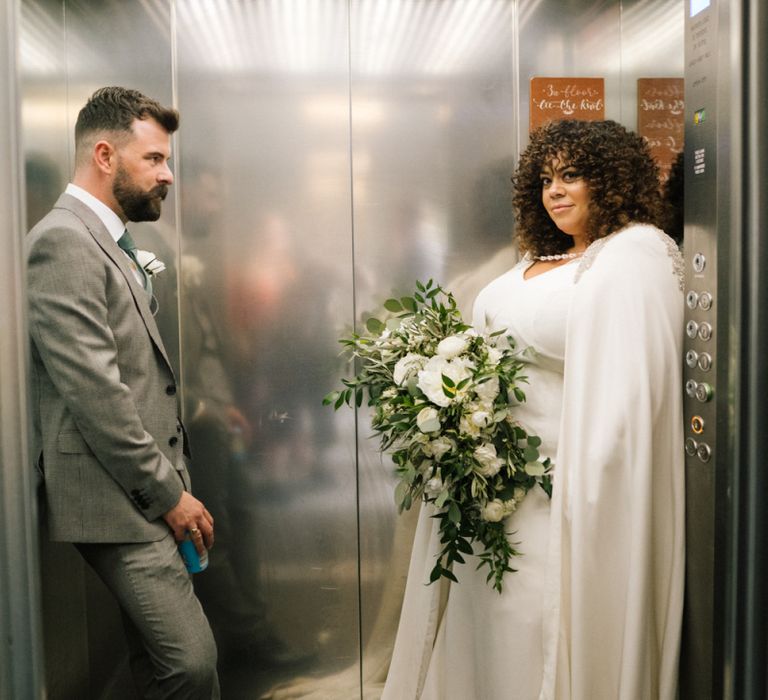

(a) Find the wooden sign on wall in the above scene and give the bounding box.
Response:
[529,77,605,132]
[637,78,684,180]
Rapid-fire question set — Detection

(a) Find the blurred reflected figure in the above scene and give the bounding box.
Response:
[176,171,310,675]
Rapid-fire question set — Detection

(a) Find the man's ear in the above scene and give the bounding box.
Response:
[93,139,116,175]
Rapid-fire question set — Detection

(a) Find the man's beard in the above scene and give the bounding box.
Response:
[113,164,168,222]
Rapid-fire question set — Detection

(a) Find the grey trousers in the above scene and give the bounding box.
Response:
[77,533,220,699]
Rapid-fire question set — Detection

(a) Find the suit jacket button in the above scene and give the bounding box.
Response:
[168,436,179,447]
[166,385,177,396]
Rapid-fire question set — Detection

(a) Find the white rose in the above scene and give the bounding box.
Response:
[436,334,469,359]
[514,487,527,502]
[470,409,492,428]
[459,413,481,438]
[430,436,455,461]
[482,499,505,522]
[417,355,474,407]
[393,353,427,386]
[486,346,503,366]
[475,375,500,402]
[474,443,503,477]
[416,407,441,433]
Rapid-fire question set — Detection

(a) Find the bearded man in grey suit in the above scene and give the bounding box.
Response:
[27,86,219,698]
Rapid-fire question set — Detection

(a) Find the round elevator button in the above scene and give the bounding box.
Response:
[695,382,714,403]
[686,379,698,398]
[699,292,713,311]
[697,442,712,463]
[698,322,713,341]
[686,320,699,339]
[686,350,699,368]
[693,253,707,273]
[685,437,698,456]
[691,415,705,434]
[686,291,699,309]
[698,352,712,371]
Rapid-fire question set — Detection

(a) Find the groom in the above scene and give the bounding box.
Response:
[27,87,219,698]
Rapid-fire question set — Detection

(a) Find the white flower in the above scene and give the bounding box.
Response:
[417,355,474,407]
[470,408,493,428]
[136,250,166,276]
[513,487,527,502]
[416,407,441,433]
[459,413,481,438]
[474,443,503,477]
[502,499,517,515]
[486,346,503,366]
[481,499,505,522]
[409,432,430,446]
[436,334,469,359]
[425,475,444,497]
[429,436,455,461]
[475,375,500,402]
[381,387,398,399]
[393,353,427,386]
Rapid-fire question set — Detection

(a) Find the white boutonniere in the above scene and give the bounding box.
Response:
[135,250,166,276]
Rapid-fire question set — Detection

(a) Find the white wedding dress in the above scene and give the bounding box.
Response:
[382,224,685,700]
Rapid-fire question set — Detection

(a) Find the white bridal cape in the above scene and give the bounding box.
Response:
[382,224,685,700]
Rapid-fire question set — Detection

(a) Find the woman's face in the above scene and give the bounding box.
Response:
[540,157,591,240]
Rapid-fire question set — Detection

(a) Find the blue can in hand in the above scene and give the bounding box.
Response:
[178,534,209,573]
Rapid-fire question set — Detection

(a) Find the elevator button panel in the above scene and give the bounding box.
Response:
[684,250,716,468]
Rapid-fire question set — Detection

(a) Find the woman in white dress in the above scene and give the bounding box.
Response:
[383,119,685,700]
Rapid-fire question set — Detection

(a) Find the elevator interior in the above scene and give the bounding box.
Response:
[5,0,762,698]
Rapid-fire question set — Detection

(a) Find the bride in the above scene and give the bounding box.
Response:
[382,119,685,700]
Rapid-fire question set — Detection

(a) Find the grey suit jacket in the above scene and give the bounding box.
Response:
[27,193,191,542]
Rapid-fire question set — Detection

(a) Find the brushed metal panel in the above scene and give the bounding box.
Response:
[175,2,358,696]
[350,1,518,695]
[1,0,44,697]
[517,0,622,145]
[619,0,684,130]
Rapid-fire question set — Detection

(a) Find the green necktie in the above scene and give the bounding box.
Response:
[117,229,152,297]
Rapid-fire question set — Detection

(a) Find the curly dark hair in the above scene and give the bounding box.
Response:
[512,119,665,257]
[75,86,179,165]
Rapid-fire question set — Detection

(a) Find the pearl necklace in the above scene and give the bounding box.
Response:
[534,251,585,261]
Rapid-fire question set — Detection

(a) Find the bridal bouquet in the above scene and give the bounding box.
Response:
[324,280,551,593]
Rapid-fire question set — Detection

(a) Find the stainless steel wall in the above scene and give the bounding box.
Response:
[0,0,44,697]
[15,1,684,698]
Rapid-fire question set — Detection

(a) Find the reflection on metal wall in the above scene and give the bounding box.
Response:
[0,0,44,696]
[517,0,683,144]
[175,3,358,697]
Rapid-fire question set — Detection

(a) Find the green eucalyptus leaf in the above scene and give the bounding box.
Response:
[401,296,417,312]
[384,298,403,312]
[365,317,385,334]
[523,446,539,462]
[525,461,546,477]
[527,435,542,447]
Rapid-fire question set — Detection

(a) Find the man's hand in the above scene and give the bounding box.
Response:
[163,491,214,555]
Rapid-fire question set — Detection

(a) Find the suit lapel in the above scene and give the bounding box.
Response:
[53,194,173,371]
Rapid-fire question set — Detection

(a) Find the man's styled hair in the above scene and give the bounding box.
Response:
[74,86,179,165]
